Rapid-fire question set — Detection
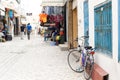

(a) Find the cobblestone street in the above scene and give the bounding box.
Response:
[0,35,85,80]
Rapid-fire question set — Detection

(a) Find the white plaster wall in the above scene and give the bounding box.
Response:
[77,0,120,80]
[72,0,77,9]
[0,4,5,16]
[77,0,84,44]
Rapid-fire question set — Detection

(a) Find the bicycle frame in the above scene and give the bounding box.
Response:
[67,36,96,79]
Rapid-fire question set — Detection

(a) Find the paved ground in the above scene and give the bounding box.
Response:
[0,35,85,80]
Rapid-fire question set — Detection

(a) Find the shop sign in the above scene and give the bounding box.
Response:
[26,13,32,16]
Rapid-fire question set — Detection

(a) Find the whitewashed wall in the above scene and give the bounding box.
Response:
[77,0,120,80]
[0,4,5,16]
[77,0,85,44]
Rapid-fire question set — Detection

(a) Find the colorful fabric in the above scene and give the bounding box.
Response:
[60,31,64,36]
[39,13,48,23]
[56,35,60,40]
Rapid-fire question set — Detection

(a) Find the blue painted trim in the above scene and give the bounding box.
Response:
[118,0,120,61]
[83,0,89,46]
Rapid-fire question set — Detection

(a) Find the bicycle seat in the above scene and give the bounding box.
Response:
[84,46,92,50]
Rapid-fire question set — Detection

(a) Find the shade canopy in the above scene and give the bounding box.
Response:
[41,0,65,6]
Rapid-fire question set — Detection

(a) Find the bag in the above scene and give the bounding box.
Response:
[6,34,12,41]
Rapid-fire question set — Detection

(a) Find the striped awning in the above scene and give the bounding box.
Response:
[41,0,65,6]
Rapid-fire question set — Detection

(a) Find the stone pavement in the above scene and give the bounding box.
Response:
[0,35,85,80]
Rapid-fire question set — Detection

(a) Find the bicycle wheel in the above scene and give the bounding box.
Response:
[84,55,94,80]
[67,50,83,73]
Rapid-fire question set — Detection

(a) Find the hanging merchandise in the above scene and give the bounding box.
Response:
[8,10,14,20]
[39,13,48,23]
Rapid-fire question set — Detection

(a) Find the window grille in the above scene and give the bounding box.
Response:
[94,2,112,56]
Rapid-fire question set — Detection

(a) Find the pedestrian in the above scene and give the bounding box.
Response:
[20,24,25,40]
[26,23,32,40]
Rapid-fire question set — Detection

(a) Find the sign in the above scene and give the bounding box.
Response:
[26,13,32,16]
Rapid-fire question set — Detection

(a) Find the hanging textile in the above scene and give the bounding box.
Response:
[39,13,48,23]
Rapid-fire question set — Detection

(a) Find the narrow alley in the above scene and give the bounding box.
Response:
[0,35,84,80]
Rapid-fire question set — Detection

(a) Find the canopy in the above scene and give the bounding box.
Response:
[41,0,64,6]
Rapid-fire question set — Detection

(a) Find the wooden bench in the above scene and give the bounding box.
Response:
[92,63,109,80]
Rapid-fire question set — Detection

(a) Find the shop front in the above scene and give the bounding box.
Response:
[39,6,66,44]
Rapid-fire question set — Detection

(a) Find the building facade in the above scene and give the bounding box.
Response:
[76,0,119,80]
[1,0,22,37]
[41,0,120,79]
[65,0,120,79]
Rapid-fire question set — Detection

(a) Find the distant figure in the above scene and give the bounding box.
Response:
[26,23,32,40]
[20,24,25,40]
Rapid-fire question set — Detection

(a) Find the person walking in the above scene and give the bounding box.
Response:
[26,23,32,40]
[20,24,25,40]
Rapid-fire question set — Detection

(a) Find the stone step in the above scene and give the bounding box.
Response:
[59,43,68,51]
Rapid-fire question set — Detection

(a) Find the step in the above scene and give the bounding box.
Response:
[59,43,68,51]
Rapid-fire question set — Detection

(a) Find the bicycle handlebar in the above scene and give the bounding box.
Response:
[81,36,89,39]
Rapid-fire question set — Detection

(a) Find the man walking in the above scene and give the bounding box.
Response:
[20,24,25,40]
[26,23,32,40]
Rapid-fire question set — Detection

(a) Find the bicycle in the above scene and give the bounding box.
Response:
[67,36,96,80]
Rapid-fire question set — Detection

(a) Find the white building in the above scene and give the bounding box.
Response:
[40,0,120,79]
[76,0,119,80]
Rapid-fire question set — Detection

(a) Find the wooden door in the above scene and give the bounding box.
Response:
[72,8,78,48]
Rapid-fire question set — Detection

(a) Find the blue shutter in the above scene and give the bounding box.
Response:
[84,0,89,46]
[118,0,120,61]
[94,2,112,56]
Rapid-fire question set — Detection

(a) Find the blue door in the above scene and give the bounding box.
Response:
[118,0,120,61]
[94,2,112,56]
[84,0,89,46]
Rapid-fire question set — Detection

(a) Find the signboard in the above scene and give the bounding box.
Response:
[26,13,32,16]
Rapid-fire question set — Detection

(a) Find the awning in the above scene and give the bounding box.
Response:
[41,23,55,27]
[41,0,65,6]
[1,0,18,12]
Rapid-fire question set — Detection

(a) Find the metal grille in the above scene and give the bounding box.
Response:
[94,2,112,56]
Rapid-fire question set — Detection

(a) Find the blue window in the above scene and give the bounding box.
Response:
[94,2,112,56]
[84,0,89,46]
[118,0,120,61]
